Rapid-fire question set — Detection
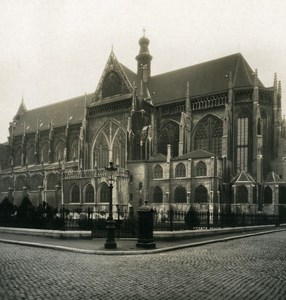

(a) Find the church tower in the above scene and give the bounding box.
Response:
[135,30,152,83]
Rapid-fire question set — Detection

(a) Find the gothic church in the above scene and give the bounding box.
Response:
[1,34,286,216]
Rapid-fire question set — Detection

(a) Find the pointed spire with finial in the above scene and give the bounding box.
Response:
[14,97,27,120]
[278,80,282,96]
[274,73,278,92]
[254,69,258,88]
[185,81,191,118]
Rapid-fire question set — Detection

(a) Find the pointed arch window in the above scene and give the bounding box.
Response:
[69,138,79,161]
[175,163,186,177]
[99,182,109,203]
[196,161,207,176]
[41,143,49,163]
[264,186,272,204]
[174,186,187,203]
[27,145,35,165]
[55,140,65,162]
[237,113,249,172]
[195,185,208,203]
[70,184,80,203]
[194,115,223,156]
[2,177,13,191]
[14,147,22,166]
[84,184,94,203]
[158,122,179,158]
[30,175,43,191]
[153,186,163,203]
[236,185,248,203]
[47,173,57,190]
[153,165,163,179]
[15,176,26,191]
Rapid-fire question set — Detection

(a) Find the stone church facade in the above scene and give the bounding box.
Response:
[1,34,286,216]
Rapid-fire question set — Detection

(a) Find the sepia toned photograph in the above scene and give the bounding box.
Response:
[0,1,285,299]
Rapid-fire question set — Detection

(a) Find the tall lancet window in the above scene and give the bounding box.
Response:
[237,112,249,172]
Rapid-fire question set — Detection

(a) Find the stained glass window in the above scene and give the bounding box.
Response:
[84,184,94,203]
[158,122,179,157]
[175,163,186,177]
[196,161,207,176]
[100,182,109,203]
[237,113,249,172]
[153,165,163,179]
[194,115,223,156]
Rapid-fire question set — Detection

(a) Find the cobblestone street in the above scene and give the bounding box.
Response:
[0,231,285,300]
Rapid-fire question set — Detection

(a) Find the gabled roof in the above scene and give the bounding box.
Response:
[264,172,285,184]
[232,171,256,184]
[120,63,137,85]
[148,53,264,105]
[93,51,133,101]
[173,149,215,160]
[13,94,93,136]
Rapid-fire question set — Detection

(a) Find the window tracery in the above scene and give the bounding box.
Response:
[194,115,223,156]
[99,182,109,203]
[153,165,163,179]
[158,122,179,157]
[237,112,249,172]
[84,184,94,203]
[196,161,207,176]
[175,163,186,177]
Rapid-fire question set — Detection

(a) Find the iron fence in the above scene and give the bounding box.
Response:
[0,207,284,239]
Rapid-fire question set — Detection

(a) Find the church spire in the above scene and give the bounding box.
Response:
[14,97,27,120]
[136,30,152,83]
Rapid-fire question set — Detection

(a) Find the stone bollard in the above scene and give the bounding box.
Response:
[136,201,156,249]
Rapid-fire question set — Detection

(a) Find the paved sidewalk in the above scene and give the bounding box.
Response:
[0,227,285,255]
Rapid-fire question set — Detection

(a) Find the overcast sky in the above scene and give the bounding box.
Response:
[1,0,286,143]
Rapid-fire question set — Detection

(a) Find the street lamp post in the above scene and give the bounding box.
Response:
[104,161,117,249]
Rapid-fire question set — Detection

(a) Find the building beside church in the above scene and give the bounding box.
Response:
[1,34,286,217]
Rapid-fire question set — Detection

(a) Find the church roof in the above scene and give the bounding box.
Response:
[232,171,256,184]
[173,149,215,160]
[264,172,285,184]
[149,153,167,162]
[147,53,264,105]
[13,94,93,136]
[119,63,137,85]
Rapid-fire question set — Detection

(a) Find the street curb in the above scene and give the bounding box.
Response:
[0,228,285,255]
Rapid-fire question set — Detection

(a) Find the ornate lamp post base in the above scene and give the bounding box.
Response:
[104,219,117,249]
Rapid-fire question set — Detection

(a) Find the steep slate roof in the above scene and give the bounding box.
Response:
[120,63,137,86]
[12,52,263,136]
[13,94,93,136]
[147,53,264,105]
